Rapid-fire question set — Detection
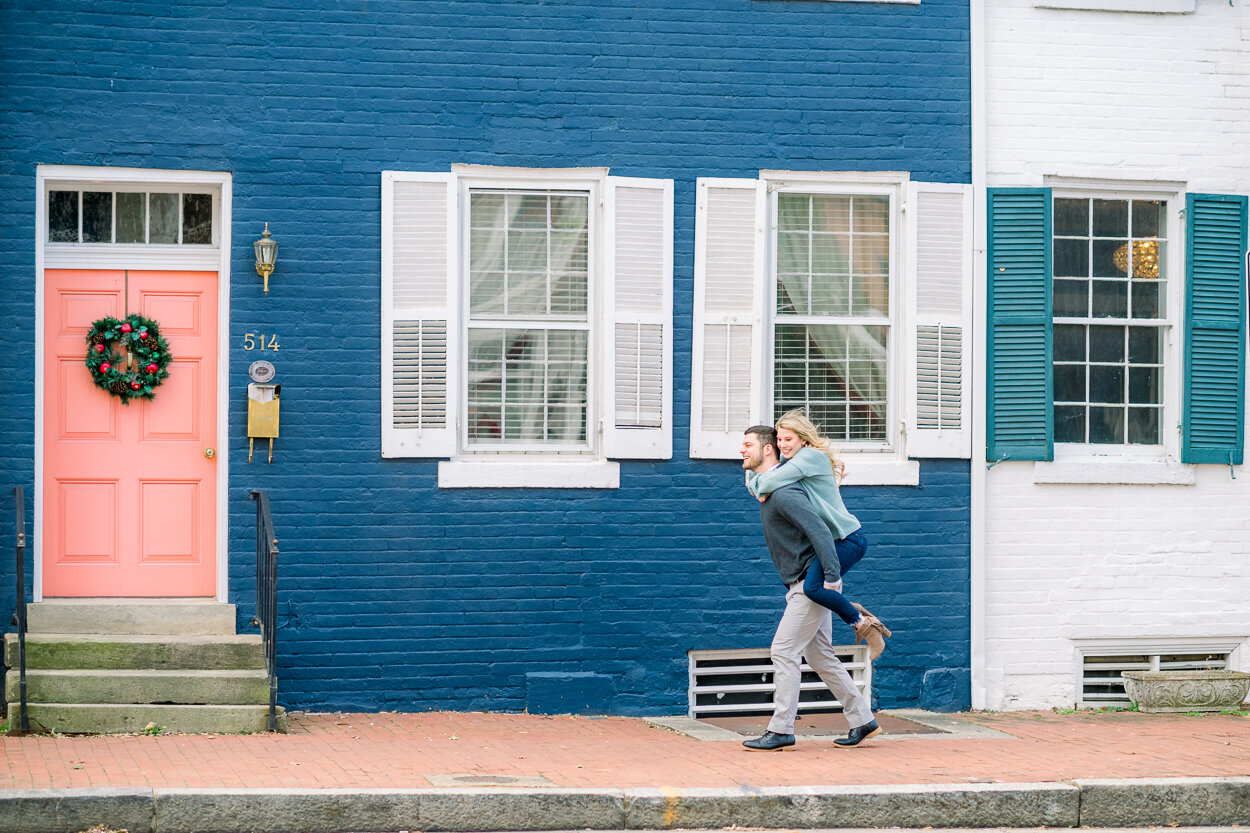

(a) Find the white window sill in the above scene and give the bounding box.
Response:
[1033,457,1196,485]
[438,459,620,489]
[1035,0,1193,12]
[840,459,921,486]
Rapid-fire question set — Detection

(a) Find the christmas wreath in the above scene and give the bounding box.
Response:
[84,314,173,404]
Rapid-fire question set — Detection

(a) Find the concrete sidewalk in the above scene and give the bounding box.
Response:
[1,709,1248,832]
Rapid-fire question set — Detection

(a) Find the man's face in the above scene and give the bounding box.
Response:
[740,432,774,472]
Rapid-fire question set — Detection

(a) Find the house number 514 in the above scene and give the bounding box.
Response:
[242,333,280,351]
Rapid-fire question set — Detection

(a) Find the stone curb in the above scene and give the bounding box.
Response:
[0,777,1244,832]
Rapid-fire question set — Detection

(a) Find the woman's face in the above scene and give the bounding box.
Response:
[775,427,804,460]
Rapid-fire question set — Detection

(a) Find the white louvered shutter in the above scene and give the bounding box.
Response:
[906,181,972,458]
[381,171,459,457]
[603,176,673,459]
[690,178,766,459]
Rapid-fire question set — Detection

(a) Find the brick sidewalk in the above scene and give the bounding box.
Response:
[2,710,1247,791]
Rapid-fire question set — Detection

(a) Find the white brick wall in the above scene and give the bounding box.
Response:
[986,0,1250,192]
[983,0,1250,710]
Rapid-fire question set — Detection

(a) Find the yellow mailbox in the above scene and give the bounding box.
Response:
[247,382,280,463]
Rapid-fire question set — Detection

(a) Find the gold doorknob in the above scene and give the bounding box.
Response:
[204,447,216,459]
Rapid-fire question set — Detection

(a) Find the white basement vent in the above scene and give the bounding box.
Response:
[688,646,871,719]
[1080,648,1232,708]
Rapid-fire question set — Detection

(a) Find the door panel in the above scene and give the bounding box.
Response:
[43,269,219,597]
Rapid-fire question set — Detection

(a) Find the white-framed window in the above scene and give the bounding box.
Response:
[987,185,1247,475]
[690,172,973,483]
[1051,192,1175,454]
[381,167,673,488]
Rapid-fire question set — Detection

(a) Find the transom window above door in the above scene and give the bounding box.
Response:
[47,189,215,246]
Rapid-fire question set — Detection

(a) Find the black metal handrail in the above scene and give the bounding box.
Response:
[250,490,279,732]
[10,487,29,734]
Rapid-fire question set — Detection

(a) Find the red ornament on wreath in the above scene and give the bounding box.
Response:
[83,314,173,405]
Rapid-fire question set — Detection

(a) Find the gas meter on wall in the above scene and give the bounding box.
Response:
[247,361,279,463]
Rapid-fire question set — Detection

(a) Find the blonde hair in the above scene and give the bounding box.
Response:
[775,409,846,481]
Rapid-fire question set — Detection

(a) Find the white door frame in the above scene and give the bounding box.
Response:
[33,164,233,602]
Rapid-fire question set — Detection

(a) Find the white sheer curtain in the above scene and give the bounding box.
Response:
[466,191,589,444]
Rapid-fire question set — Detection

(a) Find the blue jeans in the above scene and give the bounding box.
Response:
[802,528,867,627]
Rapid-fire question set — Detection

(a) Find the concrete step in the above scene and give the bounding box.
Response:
[7,703,287,734]
[5,632,264,671]
[6,669,271,706]
[27,599,237,635]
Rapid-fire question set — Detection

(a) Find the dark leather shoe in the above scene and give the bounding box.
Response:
[833,719,882,747]
[742,731,795,751]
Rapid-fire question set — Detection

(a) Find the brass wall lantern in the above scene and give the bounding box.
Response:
[254,223,278,294]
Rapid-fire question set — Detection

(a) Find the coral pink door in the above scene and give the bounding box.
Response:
[43,269,218,597]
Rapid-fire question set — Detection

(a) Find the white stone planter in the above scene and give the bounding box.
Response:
[1121,670,1250,713]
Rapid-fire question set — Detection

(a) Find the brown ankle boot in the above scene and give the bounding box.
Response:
[853,618,886,660]
[851,602,893,638]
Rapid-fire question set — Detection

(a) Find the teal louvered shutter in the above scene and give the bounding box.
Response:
[1183,193,1248,465]
[987,188,1052,462]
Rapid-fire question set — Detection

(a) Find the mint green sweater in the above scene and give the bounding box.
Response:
[746,446,861,540]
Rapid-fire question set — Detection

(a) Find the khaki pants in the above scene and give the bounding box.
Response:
[766,581,874,736]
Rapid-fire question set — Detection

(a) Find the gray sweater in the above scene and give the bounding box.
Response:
[759,483,842,587]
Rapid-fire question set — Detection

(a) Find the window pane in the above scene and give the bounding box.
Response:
[1054,324,1086,362]
[1055,405,1086,443]
[550,194,586,229]
[1088,326,1124,363]
[852,195,889,233]
[182,193,213,244]
[49,190,79,242]
[1054,364,1086,402]
[466,327,587,444]
[470,190,588,321]
[808,272,852,318]
[1127,407,1160,444]
[1128,366,1159,404]
[1130,240,1161,279]
[851,236,889,316]
[1089,365,1125,404]
[1131,281,1159,319]
[778,193,811,229]
[1089,406,1125,444]
[1053,279,1088,317]
[773,323,887,443]
[811,234,850,280]
[1092,199,1128,237]
[512,193,548,229]
[1127,326,1160,364]
[1053,238,1088,278]
[1091,280,1127,317]
[150,193,178,243]
[82,191,112,243]
[1092,239,1127,278]
[116,192,146,243]
[1132,200,1164,238]
[812,194,850,232]
[1054,198,1089,236]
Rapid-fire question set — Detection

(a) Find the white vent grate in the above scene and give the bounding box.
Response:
[1080,650,1231,708]
[688,646,871,718]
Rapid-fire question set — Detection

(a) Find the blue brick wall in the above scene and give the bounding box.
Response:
[1,0,971,714]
